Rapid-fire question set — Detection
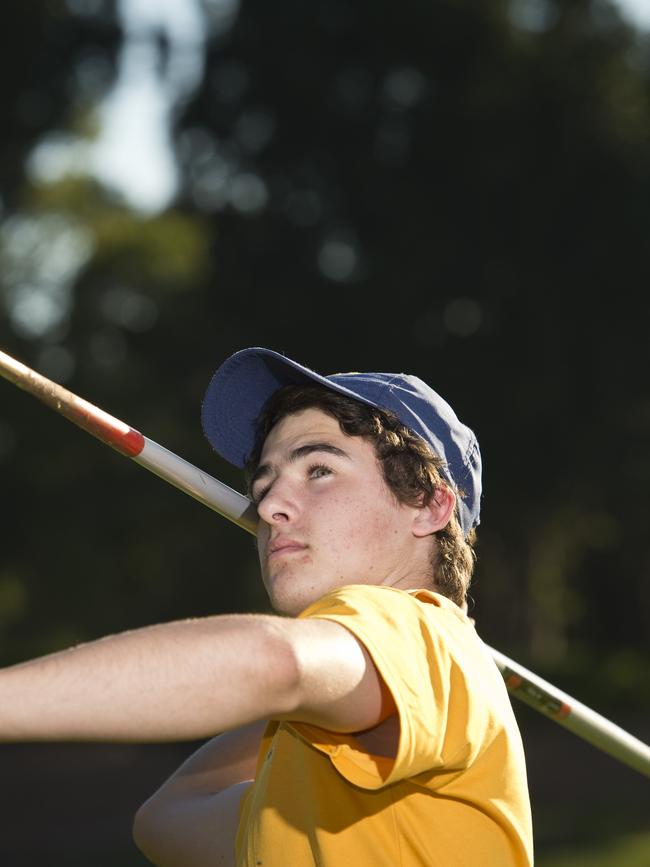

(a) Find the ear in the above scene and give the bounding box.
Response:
[411,485,456,537]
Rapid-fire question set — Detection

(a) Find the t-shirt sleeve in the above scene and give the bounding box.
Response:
[289,584,479,790]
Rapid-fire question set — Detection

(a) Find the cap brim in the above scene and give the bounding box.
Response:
[201,347,376,468]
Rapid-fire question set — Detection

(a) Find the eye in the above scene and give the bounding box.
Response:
[308,463,332,480]
[251,463,332,504]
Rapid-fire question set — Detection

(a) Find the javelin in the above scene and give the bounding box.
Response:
[1,348,649,779]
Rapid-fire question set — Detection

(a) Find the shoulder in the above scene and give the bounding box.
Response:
[300,583,472,633]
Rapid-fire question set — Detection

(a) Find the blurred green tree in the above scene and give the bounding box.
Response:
[2,0,650,862]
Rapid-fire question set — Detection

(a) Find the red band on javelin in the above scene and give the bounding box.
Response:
[102,425,146,457]
[58,398,145,457]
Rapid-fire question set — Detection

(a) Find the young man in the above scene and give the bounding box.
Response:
[0,347,533,866]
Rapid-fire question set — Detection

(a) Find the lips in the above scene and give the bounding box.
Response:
[267,537,308,558]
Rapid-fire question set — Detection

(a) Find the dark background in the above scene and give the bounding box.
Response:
[1,1,649,864]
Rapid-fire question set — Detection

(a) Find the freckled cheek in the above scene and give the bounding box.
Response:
[359,508,405,568]
[319,497,390,566]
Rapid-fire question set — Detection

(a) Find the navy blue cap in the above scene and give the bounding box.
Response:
[201,347,481,535]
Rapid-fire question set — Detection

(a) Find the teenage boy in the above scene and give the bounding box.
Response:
[0,347,533,867]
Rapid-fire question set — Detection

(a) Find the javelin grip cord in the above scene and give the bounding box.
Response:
[1,348,649,778]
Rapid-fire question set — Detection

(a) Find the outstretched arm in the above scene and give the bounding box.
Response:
[0,613,394,742]
[3,614,394,867]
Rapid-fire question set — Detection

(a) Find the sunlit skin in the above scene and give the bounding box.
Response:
[251,408,455,616]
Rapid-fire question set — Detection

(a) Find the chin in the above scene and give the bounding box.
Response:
[268,584,322,617]
[268,586,308,616]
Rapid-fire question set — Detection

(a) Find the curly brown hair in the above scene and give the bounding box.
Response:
[245,384,477,608]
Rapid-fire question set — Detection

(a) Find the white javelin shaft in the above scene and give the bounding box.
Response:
[488,646,650,778]
[134,438,258,534]
[1,348,649,778]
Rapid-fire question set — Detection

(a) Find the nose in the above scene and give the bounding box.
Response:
[255,476,298,525]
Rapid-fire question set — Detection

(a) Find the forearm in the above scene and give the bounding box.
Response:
[133,723,265,867]
[146,721,266,799]
[0,615,298,742]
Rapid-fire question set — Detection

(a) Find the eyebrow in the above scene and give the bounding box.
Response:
[250,442,351,490]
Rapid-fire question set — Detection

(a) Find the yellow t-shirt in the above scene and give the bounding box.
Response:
[236,584,533,866]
